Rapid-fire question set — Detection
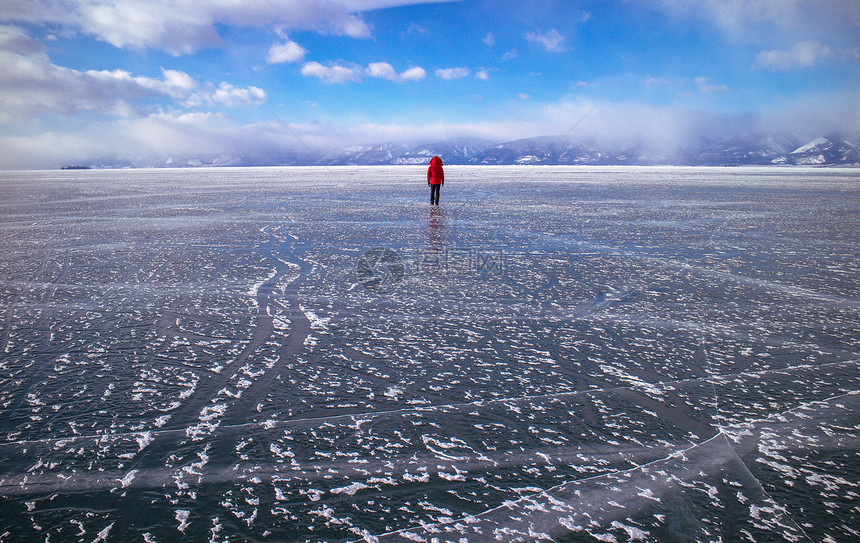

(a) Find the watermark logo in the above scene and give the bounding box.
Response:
[414,247,505,276]
[356,247,406,294]
[358,247,504,294]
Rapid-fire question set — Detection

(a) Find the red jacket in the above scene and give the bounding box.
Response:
[427,156,444,185]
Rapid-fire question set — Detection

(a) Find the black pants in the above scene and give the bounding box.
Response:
[429,183,440,205]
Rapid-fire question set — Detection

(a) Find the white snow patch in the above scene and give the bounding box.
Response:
[636,487,661,502]
[118,469,139,488]
[300,304,330,330]
[175,509,191,533]
[305,488,324,502]
[384,386,405,399]
[93,522,115,543]
[331,482,369,496]
[135,431,153,451]
[750,503,761,519]
[153,414,171,427]
[610,521,649,540]
[247,268,278,301]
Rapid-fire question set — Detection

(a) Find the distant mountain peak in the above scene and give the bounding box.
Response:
[791,137,831,154]
[782,135,859,166]
[392,138,495,165]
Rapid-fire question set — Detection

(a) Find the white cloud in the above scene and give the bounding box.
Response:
[482,32,495,46]
[79,2,221,54]
[756,89,860,138]
[0,0,460,54]
[366,62,397,79]
[0,26,266,123]
[475,69,489,81]
[525,28,566,53]
[0,23,44,54]
[162,69,197,92]
[754,40,832,71]
[367,62,426,82]
[301,61,425,83]
[645,75,729,93]
[501,49,518,61]
[398,66,427,81]
[435,67,471,80]
[655,0,802,32]
[651,0,860,45]
[209,83,267,107]
[694,76,730,93]
[0,110,249,168]
[517,93,531,100]
[301,61,364,84]
[401,22,427,38]
[266,40,307,64]
[645,76,682,87]
[526,98,736,155]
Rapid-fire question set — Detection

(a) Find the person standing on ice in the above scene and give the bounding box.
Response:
[427,155,444,205]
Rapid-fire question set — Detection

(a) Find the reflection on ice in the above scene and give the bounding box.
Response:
[0,166,858,541]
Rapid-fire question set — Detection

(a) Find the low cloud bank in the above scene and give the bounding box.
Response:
[3,96,858,169]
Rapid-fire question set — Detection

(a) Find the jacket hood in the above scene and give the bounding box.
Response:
[429,156,443,165]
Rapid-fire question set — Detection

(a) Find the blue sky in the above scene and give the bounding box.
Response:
[1,0,858,168]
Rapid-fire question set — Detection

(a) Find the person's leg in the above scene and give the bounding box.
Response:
[430,184,439,204]
[434,184,440,205]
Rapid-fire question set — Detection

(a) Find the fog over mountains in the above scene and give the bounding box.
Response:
[84,134,859,169]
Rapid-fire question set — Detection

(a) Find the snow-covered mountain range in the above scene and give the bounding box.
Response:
[78,134,859,169]
[444,134,857,167]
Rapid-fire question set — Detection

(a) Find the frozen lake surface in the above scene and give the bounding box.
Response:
[0,166,858,542]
